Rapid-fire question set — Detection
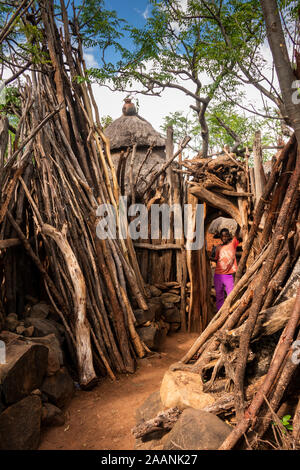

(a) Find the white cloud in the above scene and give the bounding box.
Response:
[84,52,99,68]
[142,5,150,20]
[133,4,151,20]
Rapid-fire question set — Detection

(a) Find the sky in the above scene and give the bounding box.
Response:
[84,0,202,134]
[104,0,151,28]
[85,0,178,133]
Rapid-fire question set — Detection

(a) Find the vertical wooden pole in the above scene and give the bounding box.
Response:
[163,126,175,281]
[253,131,267,207]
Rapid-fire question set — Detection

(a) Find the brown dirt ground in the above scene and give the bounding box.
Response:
[38,331,198,450]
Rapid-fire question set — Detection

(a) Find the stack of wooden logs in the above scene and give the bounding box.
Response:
[182,152,250,237]
[0,0,150,388]
[177,134,300,449]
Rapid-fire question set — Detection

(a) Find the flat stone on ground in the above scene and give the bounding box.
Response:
[42,402,65,427]
[160,369,215,410]
[0,333,48,405]
[137,325,163,350]
[41,367,75,408]
[135,391,164,423]
[0,395,42,450]
[163,408,232,450]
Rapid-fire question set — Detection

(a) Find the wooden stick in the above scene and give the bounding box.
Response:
[139,136,191,199]
[133,242,182,250]
[42,223,97,387]
[132,407,182,438]
[219,284,300,450]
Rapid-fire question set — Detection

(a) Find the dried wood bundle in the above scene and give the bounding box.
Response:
[177,135,300,448]
[0,0,149,387]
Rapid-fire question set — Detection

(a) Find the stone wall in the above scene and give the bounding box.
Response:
[0,301,75,450]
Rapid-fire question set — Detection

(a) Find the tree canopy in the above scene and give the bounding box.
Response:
[85,0,296,156]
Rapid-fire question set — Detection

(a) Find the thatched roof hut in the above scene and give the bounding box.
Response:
[104,106,166,198]
[104,103,184,286]
[105,115,165,150]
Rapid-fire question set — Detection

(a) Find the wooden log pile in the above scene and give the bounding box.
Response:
[177,135,300,449]
[0,0,149,387]
[177,150,252,333]
[182,152,250,237]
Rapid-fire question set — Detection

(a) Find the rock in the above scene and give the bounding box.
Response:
[161,301,174,309]
[250,335,278,378]
[163,408,232,450]
[31,389,42,397]
[161,293,180,304]
[148,298,163,320]
[149,285,162,297]
[41,393,49,402]
[163,306,181,323]
[159,319,170,334]
[169,322,181,332]
[133,308,155,326]
[134,432,168,450]
[23,326,35,337]
[160,370,215,410]
[0,395,42,450]
[25,317,63,343]
[137,324,163,350]
[30,302,50,319]
[135,391,164,423]
[15,325,25,335]
[27,334,63,376]
[5,313,19,332]
[0,398,4,414]
[42,402,65,427]
[0,333,48,405]
[168,289,180,295]
[154,283,169,291]
[41,367,75,408]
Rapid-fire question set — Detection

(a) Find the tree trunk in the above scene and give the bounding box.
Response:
[260,0,300,145]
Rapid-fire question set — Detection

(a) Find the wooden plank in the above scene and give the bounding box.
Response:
[134,242,181,250]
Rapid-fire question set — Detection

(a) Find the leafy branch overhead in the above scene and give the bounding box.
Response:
[85,0,295,157]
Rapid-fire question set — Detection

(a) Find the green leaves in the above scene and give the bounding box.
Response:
[161,111,202,151]
[77,0,126,54]
[162,102,281,157]
[281,415,293,431]
[272,414,293,434]
[0,85,21,117]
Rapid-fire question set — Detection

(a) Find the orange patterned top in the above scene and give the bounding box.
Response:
[215,237,239,275]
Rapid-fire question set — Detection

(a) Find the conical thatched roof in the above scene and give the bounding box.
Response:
[104,114,166,150]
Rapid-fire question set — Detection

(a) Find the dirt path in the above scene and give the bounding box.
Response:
[39,331,198,450]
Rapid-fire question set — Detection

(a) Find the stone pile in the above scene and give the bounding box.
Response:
[0,300,75,450]
[134,283,182,350]
[133,368,232,450]
[4,299,65,342]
